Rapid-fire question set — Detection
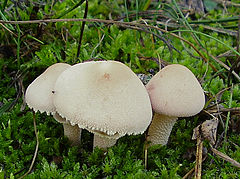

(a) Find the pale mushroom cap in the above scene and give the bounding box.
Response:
[53,61,152,138]
[146,64,205,117]
[25,63,71,114]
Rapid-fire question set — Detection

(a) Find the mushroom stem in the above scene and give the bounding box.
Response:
[93,134,117,150]
[62,123,82,146]
[53,112,82,146]
[147,113,177,146]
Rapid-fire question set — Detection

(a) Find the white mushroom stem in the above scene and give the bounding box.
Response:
[63,123,82,146]
[53,113,82,146]
[93,134,117,150]
[147,113,177,146]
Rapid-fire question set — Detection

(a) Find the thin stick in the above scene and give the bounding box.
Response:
[195,137,203,179]
[19,112,39,179]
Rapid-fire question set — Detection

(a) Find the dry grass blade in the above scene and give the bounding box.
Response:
[211,147,240,168]
[207,107,240,114]
[19,112,39,179]
[198,25,237,37]
[217,47,237,58]
[209,54,240,81]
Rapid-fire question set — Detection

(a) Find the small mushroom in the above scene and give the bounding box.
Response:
[25,63,82,145]
[146,64,205,146]
[53,60,152,150]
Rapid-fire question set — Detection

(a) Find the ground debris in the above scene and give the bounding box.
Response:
[192,117,219,145]
[211,147,240,168]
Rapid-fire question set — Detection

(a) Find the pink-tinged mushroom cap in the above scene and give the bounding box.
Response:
[146,64,205,117]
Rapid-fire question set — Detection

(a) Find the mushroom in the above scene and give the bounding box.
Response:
[53,60,152,150]
[25,63,82,145]
[146,64,205,146]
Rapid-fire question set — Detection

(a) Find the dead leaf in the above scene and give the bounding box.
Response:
[192,118,219,145]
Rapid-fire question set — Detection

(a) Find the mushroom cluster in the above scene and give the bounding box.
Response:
[146,64,205,146]
[25,61,205,150]
[25,61,153,150]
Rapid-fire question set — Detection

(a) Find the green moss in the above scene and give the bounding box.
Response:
[0,0,239,178]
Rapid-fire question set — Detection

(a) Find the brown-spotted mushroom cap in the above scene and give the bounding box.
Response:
[146,64,205,146]
[53,61,153,142]
[25,63,71,114]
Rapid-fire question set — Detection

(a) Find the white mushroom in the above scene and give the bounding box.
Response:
[146,64,205,146]
[53,61,152,150]
[25,63,82,146]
